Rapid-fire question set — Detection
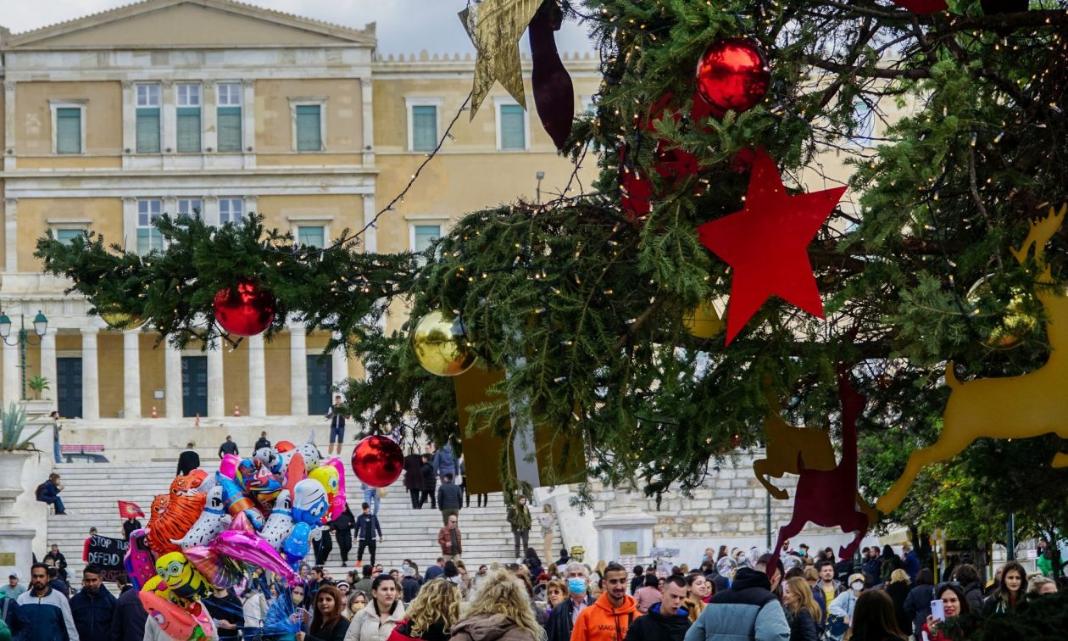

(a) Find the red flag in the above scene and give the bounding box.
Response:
[117,500,144,519]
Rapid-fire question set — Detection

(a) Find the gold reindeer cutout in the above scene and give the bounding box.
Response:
[877,204,1068,514]
[754,385,877,524]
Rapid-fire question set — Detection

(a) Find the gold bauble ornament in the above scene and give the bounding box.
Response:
[411,310,476,377]
[683,301,724,339]
[99,306,143,330]
[965,276,1038,349]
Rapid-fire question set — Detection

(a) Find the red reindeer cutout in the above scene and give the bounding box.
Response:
[773,370,870,561]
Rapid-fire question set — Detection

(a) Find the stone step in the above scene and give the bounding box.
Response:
[46,462,560,593]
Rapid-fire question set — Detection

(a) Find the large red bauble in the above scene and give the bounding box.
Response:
[213,280,276,337]
[695,38,770,118]
[351,435,404,488]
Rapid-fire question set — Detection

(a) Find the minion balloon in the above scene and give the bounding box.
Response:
[155,551,211,602]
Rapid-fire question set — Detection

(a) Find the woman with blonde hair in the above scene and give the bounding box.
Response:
[389,578,460,641]
[883,569,911,635]
[782,576,821,641]
[451,569,544,641]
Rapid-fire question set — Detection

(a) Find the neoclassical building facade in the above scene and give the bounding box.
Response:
[0,0,600,422]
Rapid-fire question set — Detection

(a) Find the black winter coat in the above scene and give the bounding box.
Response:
[420,463,436,489]
[885,582,911,635]
[308,617,350,641]
[109,584,148,641]
[786,608,820,641]
[622,605,689,641]
[329,511,355,551]
[70,586,117,641]
[437,482,464,510]
[903,584,934,638]
[403,455,424,490]
[545,597,593,641]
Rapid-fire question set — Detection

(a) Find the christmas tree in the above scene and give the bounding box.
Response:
[38,1,1068,545]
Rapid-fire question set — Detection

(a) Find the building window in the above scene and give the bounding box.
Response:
[217,83,243,152]
[297,225,326,248]
[54,228,86,244]
[850,97,876,147]
[219,198,245,225]
[176,84,202,153]
[136,199,164,254]
[410,104,438,152]
[54,106,84,155]
[497,102,527,151]
[136,83,161,153]
[411,223,442,254]
[177,198,203,220]
[295,104,323,152]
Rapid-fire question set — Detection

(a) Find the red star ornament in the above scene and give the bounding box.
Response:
[891,0,948,13]
[697,148,845,344]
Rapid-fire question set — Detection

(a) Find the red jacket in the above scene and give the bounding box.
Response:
[437,526,462,556]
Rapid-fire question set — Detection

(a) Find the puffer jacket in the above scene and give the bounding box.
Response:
[683,568,789,641]
[344,600,405,641]
[571,591,639,641]
[450,614,537,641]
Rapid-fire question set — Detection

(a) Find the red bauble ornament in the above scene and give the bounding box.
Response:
[213,280,276,337]
[351,435,404,488]
[695,38,770,118]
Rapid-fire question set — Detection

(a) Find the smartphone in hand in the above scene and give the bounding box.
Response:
[930,599,945,622]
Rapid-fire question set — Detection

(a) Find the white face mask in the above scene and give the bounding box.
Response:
[851,581,864,592]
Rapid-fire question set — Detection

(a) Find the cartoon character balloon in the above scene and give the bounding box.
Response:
[261,489,294,551]
[139,591,216,641]
[291,478,329,525]
[147,471,208,556]
[154,551,211,601]
[124,529,157,591]
[173,485,231,549]
[217,471,266,530]
[308,465,339,506]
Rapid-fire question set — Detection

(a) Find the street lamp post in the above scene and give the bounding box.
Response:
[0,310,49,399]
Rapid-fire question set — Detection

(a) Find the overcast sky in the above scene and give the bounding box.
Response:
[0,0,596,55]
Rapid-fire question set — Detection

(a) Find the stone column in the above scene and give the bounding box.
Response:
[289,326,308,416]
[122,330,141,418]
[80,328,100,420]
[248,334,266,417]
[332,340,349,391]
[1,340,18,404]
[206,339,224,418]
[4,198,17,273]
[4,81,16,172]
[165,340,183,418]
[40,328,57,402]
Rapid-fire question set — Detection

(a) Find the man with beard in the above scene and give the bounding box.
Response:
[571,562,638,641]
[12,562,79,641]
[70,564,116,640]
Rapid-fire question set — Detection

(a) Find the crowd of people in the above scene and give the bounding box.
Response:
[0,535,1062,641]
[14,425,1065,641]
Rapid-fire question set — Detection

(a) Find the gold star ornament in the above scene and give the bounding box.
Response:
[460,0,543,119]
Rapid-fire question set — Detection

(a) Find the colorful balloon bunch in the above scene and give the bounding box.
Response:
[125,437,347,641]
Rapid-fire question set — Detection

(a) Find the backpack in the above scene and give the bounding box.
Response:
[35,482,47,500]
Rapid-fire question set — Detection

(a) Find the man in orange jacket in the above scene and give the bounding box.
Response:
[571,562,640,641]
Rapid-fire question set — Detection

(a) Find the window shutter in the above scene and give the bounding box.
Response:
[136,108,161,153]
[296,105,322,151]
[217,107,242,152]
[499,105,525,150]
[411,105,437,151]
[177,107,201,153]
[56,108,82,154]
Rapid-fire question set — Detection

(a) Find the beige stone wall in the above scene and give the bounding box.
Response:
[15,198,123,271]
[254,78,364,155]
[139,334,167,418]
[98,333,124,417]
[263,333,291,416]
[14,81,123,158]
[256,194,364,239]
[223,342,250,416]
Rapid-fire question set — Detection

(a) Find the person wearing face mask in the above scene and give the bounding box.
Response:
[69,564,116,641]
[825,573,866,641]
[545,563,593,641]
